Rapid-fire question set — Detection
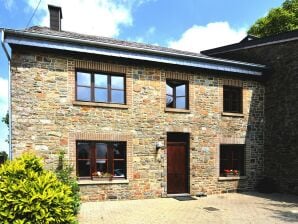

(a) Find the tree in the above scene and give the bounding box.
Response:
[2,112,9,143]
[0,151,8,164]
[2,111,8,128]
[248,0,298,37]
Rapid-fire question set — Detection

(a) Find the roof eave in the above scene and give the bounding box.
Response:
[3,29,266,76]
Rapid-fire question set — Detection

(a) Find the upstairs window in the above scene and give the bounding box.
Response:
[220,144,245,177]
[77,141,126,179]
[76,71,125,104]
[166,80,188,109]
[223,86,243,113]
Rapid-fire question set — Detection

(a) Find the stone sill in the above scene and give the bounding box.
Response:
[165,108,191,113]
[221,112,244,118]
[218,176,247,181]
[78,179,129,185]
[73,101,129,109]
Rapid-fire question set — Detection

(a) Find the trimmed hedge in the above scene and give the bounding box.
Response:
[0,153,77,224]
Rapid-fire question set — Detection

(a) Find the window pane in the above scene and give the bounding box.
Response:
[176,84,186,97]
[114,160,125,177]
[96,143,107,159]
[95,74,107,88]
[77,143,90,159]
[111,76,124,89]
[111,90,124,104]
[96,160,107,173]
[166,84,173,95]
[176,97,186,109]
[113,143,125,159]
[95,88,108,102]
[78,160,90,177]
[77,87,91,101]
[77,72,91,86]
[166,95,174,107]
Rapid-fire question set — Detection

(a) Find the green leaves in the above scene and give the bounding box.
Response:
[0,153,78,223]
[248,0,298,37]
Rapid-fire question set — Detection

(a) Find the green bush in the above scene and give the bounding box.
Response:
[55,151,80,215]
[0,153,77,224]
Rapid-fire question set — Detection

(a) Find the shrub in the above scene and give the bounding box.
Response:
[55,151,80,215]
[0,153,77,224]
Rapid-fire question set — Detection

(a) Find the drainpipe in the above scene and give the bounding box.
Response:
[1,29,12,160]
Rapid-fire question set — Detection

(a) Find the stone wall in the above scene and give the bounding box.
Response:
[209,40,298,195]
[10,47,265,201]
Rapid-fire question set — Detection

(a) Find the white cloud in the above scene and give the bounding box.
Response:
[25,0,150,37]
[127,26,156,43]
[0,77,8,117]
[147,26,155,35]
[2,0,14,10]
[0,77,8,153]
[168,22,247,53]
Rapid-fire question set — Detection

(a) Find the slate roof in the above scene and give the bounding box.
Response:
[26,26,205,58]
[2,26,266,75]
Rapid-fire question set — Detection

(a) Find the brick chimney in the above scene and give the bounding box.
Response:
[48,5,62,31]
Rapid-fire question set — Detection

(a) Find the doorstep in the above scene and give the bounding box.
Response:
[166,193,191,197]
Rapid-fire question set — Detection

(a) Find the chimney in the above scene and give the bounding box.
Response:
[48,5,62,31]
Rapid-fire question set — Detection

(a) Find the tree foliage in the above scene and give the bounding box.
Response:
[2,111,8,128]
[248,0,298,37]
[0,151,8,163]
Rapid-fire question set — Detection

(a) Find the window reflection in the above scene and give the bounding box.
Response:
[166,80,188,109]
[111,76,124,89]
[95,74,107,88]
[77,72,91,86]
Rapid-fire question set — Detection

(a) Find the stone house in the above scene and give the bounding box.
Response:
[1,5,267,201]
[202,30,298,195]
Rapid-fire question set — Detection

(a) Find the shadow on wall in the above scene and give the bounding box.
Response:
[239,80,265,192]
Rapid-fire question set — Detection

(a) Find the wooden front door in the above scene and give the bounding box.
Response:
[167,142,188,194]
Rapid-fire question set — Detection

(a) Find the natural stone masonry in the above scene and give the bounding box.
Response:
[210,40,298,195]
[11,47,265,201]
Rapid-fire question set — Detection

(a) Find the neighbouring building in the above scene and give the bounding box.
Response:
[1,5,268,201]
[202,30,298,195]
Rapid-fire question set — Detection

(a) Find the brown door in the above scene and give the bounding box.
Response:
[167,142,188,194]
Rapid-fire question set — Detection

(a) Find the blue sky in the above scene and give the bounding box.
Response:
[0,0,284,153]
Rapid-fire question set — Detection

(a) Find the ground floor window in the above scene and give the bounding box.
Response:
[220,144,245,177]
[76,141,126,179]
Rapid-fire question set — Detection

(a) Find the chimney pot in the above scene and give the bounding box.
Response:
[48,5,62,31]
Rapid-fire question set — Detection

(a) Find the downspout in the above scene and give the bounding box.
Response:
[1,29,12,160]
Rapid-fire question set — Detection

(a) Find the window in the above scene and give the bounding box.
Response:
[223,86,242,113]
[166,80,188,109]
[76,71,125,104]
[220,145,245,177]
[76,141,126,179]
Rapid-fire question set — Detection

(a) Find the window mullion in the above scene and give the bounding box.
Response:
[173,86,176,108]
[108,75,111,103]
[91,73,95,102]
[108,143,113,175]
[91,142,95,178]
